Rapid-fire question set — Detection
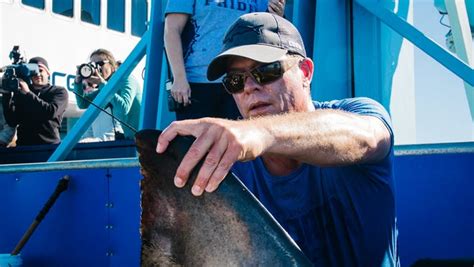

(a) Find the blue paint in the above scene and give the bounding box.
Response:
[51,72,77,91]
[395,152,474,266]
[312,0,352,101]
[0,165,142,266]
[0,254,22,267]
[141,0,165,130]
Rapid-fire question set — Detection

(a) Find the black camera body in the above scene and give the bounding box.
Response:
[1,45,39,92]
[1,64,39,92]
[78,62,102,79]
[165,80,185,112]
[1,46,39,92]
[167,92,185,112]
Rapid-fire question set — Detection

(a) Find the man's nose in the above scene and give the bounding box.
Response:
[243,74,262,93]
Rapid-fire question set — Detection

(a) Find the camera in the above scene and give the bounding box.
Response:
[78,62,102,79]
[1,46,39,92]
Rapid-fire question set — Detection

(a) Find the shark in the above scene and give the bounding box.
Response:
[135,129,311,266]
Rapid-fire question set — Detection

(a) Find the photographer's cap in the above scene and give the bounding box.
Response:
[29,56,49,71]
[207,12,306,81]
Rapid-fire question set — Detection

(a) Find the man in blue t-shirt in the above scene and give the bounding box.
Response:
[157,12,399,266]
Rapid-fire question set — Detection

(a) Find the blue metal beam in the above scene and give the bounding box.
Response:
[312,0,352,101]
[140,0,165,130]
[48,34,149,162]
[355,0,474,86]
[292,0,316,57]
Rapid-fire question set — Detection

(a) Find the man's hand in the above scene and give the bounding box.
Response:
[18,80,30,93]
[156,118,269,196]
[268,0,285,17]
[170,78,191,106]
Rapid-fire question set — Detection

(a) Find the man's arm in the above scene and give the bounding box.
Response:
[157,109,391,196]
[16,85,69,122]
[255,109,391,166]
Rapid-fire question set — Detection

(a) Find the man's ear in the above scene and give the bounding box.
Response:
[299,58,314,87]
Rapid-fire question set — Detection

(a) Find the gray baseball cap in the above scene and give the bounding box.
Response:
[207,12,306,81]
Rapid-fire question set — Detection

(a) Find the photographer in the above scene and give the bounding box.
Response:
[74,49,142,141]
[1,57,68,146]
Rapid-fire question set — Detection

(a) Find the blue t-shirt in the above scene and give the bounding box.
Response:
[232,97,399,266]
[165,0,269,83]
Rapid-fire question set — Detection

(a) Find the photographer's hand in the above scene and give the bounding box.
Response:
[74,65,83,84]
[18,80,30,93]
[86,69,106,87]
[171,77,191,106]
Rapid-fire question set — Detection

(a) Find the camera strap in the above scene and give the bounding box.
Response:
[71,90,137,134]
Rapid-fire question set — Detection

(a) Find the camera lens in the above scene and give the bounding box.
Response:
[79,64,93,79]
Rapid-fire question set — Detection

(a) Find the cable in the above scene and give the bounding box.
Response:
[439,14,450,28]
[71,90,137,134]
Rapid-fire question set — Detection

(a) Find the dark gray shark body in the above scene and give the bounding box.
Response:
[136,129,311,266]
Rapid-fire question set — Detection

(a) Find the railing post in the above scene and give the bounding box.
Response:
[140,0,165,130]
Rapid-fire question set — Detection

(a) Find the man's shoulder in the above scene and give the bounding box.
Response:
[314,97,381,110]
[47,85,69,99]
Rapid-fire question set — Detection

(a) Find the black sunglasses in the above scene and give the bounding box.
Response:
[222,58,301,94]
[93,60,109,67]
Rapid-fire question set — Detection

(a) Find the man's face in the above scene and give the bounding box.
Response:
[31,64,49,87]
[227,56,313,119]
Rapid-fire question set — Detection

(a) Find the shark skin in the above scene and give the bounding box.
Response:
[135,129,312,267]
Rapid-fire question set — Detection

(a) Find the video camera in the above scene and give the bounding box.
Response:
[1,46,39,92]
[78,62,102,79]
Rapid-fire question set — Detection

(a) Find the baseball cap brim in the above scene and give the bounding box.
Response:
[207,44,287,81]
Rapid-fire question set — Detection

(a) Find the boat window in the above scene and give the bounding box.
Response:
[81,0,100,25]
[53,0,74,17]
[107,0,125,32]
[131,0,148,36]
[21,0,45,9]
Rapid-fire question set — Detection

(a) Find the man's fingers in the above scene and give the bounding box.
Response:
[157,120,204,153]
[174,130,217,191]
[205,149,238,193]
[156,123,180,153]
[192,136,228,196]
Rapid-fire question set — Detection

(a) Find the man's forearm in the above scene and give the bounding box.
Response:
[252,110,391,166]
